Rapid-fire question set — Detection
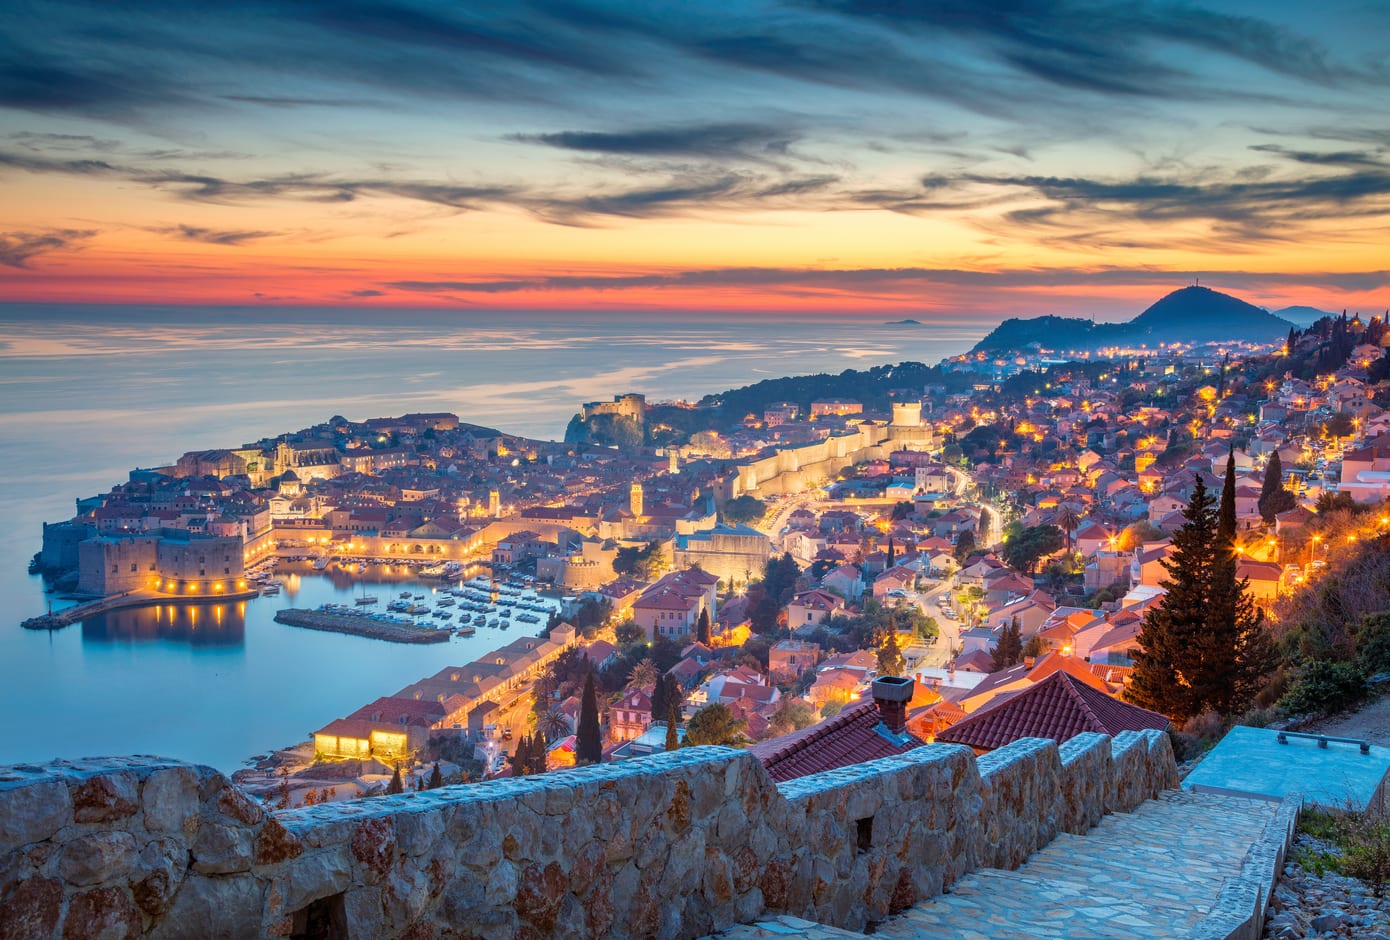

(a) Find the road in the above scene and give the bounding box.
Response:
[908,578,961,668]
[946,466,1003,547]
[756,490,824,556]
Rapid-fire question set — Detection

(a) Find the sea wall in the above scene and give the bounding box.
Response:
[0,731,1176,940]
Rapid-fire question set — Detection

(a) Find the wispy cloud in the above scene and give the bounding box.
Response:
[510,122,798,161]
[384,265,1390,296]
[161,224,275,246]
[0,228,96,268]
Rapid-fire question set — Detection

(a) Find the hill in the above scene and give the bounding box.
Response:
[971,286,1294,354]
[1273,305,1336,327]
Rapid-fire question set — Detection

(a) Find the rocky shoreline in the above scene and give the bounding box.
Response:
[272,607,449,643]
[1264,830,1390,939]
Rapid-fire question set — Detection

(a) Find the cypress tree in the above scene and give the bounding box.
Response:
[1258,451,1296,523]
[651,673,668,724]
[1126,476,1218,722]
[991,616,1023,671]
[577,670,603,765]
[510,735,530,777]
[428,762,443,789]
[387,766,404,794]
[1209,456,1275,717]
[665,699,680,752]
[696,607,712,645]
[886,538,896,569]
[1201,454,1243,714]
[530,734,548,774]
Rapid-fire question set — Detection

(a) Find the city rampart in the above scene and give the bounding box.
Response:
[0,730,1177,939]
[731,425,893,499]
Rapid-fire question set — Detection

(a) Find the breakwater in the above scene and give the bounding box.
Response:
[272,608,450,644]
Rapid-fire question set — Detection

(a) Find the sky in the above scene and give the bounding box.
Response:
[1,0,1388,319]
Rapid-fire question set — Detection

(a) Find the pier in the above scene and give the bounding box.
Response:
[20,587,261,631]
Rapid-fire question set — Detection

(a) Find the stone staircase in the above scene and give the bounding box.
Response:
[712,789,1295,940]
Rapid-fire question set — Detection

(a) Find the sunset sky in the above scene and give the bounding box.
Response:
[1,0,1388,318]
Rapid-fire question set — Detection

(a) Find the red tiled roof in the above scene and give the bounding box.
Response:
[938,671,1168,751]
[750,700,924,782]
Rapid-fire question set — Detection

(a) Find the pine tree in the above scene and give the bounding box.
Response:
[387,766,404,794]
[1126,476,1218,722]
[665,699,680,752]
[577,670,603,765]
[696,607,712,646]
[991,617,1023,671]
[428,762,443,789]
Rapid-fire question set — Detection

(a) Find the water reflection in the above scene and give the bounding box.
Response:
[82,600,246,647]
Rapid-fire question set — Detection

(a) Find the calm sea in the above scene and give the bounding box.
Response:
[0,304,981,770]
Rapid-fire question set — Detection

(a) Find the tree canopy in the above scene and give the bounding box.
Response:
[722,495,767,525]
[1001,523,1065,575]
[684,703,748,747]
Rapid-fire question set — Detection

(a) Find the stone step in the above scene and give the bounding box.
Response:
[871,879,1196,940]
[1039,830,1253,870]
[710,915,867,939]
[870,789,1275,940]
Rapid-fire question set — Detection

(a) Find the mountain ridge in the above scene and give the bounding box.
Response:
[970,285,1294,354]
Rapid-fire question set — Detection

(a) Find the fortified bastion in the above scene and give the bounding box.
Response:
[0,731,1177,939]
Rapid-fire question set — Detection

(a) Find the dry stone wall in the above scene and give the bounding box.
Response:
[0,730,1176,940]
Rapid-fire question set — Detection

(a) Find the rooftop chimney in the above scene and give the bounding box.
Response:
[871,675,915,734]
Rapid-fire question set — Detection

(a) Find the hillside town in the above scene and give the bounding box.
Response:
[28,311,1390,804]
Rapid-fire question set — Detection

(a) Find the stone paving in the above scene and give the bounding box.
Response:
[708,789,1277,940]
[878,789,1275,940]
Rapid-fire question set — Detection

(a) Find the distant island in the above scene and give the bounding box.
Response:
[970,285,1294,354]
[885,318,924,326]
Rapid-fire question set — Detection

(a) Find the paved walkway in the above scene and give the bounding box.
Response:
[708,789,1277,940]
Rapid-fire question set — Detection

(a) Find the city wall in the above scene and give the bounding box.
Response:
[0,730,1176,939]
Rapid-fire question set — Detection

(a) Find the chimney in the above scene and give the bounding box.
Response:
[871,675,915,734]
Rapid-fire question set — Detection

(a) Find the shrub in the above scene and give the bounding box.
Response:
[1277,661,1368,716]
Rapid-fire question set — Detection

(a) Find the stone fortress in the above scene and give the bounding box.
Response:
[0,728,1252,940]
[73,531,246,597]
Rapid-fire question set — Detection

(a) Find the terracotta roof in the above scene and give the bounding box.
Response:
[938,671,1168,751]
[749,700,924,782]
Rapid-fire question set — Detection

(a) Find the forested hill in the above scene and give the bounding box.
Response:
[971,286,1294,354]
